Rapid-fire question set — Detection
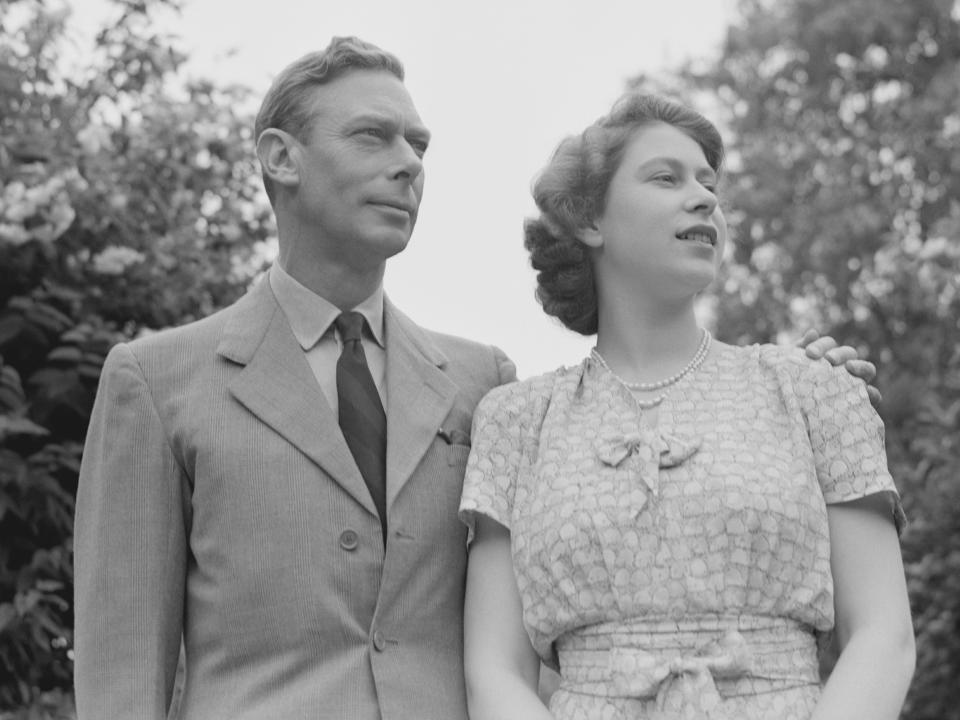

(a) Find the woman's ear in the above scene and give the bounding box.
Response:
[576,223,603,249]
[256,129,300,190]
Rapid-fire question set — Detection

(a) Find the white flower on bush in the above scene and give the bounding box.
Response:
[0,170,86,246]
[220,222,242,242]
[917,235,960,261]
[32,201,76,243]
[77,123,114,154]
[0,223,31,245]
[25,175,65,206]
[92,245,146,275]
[2,181,35,222]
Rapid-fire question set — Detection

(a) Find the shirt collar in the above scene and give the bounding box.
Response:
[269,263,385,350]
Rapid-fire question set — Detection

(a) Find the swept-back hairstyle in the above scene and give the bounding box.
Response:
[255,36,404,202]
[523,93,724,335]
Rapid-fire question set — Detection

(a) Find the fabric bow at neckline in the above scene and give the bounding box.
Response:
[596,429,700,499]
[608,630,753,720]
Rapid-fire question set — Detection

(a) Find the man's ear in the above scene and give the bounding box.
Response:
[576,223,603,249]
[256,129,300,190]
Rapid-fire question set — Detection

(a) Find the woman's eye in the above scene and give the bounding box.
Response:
[654,173,676,184]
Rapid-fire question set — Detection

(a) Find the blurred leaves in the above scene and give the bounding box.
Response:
[0,0,272,714]
[1,0,957,716]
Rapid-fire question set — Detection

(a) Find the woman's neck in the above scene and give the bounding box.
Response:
[593,293,704,386]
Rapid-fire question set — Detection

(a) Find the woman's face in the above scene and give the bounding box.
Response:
[584,121,727,301]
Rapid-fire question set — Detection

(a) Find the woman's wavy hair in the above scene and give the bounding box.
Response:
[255,36,404,203]
[523,93,724,335]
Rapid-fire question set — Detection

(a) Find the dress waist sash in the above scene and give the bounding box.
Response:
[556,614,820,711]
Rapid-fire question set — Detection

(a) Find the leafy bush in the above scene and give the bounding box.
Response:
[0,0,272,714]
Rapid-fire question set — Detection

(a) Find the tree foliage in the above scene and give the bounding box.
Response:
[0,0,272,715]
[656,0,959,717]
[2,0,958,717]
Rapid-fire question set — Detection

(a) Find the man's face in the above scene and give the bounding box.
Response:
[291,69,430,270]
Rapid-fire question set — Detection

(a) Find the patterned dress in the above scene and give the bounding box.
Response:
[459,341,904,720]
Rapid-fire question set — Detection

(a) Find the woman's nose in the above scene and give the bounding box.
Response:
[686,183,718,215]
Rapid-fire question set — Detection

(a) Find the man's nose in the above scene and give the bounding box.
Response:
[391,140,424,181]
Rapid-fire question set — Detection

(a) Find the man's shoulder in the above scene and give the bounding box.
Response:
[423,327,518,390]
[114,281,275,377]
[124,304,233,356]
[420,325,497,357]
[386,303,511,370]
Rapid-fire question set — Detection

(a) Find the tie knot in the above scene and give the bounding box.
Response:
[334,311,365,343]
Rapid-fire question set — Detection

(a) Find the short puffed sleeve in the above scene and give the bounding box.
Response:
[794,356,906,534]
[458,382,530,544]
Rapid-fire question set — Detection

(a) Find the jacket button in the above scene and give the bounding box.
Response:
[339,530,359,551]
[372,630,387,652]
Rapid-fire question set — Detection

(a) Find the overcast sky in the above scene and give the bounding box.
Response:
[67,0,735,377]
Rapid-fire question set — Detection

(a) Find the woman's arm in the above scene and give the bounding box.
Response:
[464,515,553,720]
[812,495,915,720]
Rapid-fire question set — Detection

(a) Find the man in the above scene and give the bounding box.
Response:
[73,36,874,719]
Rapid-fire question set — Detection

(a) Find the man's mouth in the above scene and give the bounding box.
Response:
[371,200,416,215]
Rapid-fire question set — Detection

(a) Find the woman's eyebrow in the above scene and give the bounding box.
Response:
[636,156,716,179]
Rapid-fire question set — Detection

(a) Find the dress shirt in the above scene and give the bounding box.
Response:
[268,263,386,415]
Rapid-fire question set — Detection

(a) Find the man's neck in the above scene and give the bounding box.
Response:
[278,254,385,311]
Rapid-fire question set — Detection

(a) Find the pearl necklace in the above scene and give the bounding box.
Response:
[590,330,712,408]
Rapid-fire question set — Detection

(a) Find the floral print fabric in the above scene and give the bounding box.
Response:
[460,342,903,719]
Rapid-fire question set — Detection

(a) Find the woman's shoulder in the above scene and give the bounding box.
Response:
[476,363,582,420]
[713,340,867,410]
[713,340,834,378]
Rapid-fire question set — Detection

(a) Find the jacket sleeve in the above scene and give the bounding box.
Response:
[492,344,518,386]
[73,342,190,719]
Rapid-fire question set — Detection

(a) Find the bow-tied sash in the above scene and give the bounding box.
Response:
[609,630,752,720]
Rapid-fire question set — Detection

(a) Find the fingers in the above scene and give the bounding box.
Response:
[796,332,882,406]
[842,358,877,382]
[847,359,881,406]
[802,335,839,359]
[797,328,820,349]
[822,346,858,365]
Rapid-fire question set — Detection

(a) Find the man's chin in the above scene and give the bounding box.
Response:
[367,230,413,260]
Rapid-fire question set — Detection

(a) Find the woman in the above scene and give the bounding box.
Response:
[459,94,914,719]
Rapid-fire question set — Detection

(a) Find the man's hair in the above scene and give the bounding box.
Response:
[523,93,725,336]
[255,37,405,201]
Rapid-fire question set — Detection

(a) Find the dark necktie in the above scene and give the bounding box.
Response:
[334,312,387,542]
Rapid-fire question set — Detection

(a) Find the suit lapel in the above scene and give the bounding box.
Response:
[384,299,458,512]
[218,279,377,517]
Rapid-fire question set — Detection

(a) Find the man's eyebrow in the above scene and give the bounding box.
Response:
[406,126,431,145]
[345,112,394,127]
[347,113,431,141]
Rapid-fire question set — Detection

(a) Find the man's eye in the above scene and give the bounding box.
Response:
[360,128,384,139]
[653,173,676,183]
[409,140,429,157]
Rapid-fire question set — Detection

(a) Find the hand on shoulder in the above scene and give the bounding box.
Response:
[796,328,881,407]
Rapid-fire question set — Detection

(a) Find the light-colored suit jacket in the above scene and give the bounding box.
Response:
[73,277,516,719]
